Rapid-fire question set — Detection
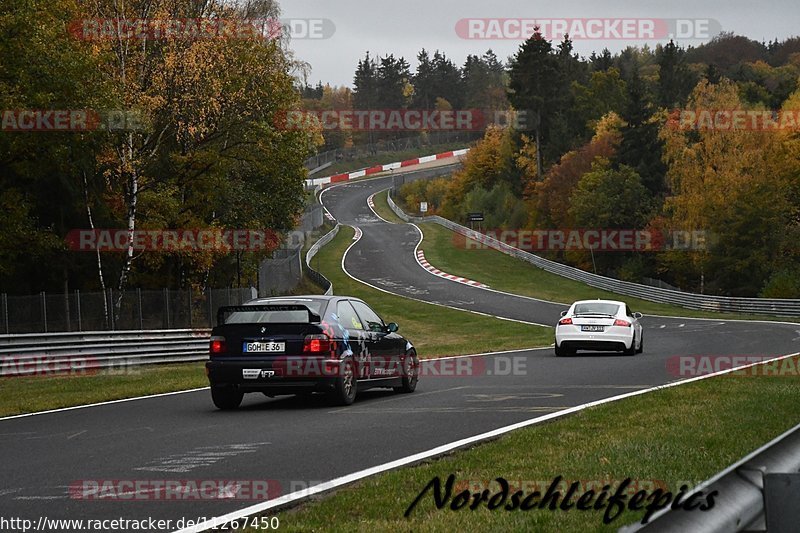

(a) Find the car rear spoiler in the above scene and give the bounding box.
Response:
[216,305,322,326]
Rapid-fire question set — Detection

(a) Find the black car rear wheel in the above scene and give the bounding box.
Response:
[394,350,419,393]
[329,357,357,406]
[211,386,244,410]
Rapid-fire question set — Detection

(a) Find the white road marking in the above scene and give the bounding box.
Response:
[0,388,209,422]
[172,350,800,533]
[134,443,269,474]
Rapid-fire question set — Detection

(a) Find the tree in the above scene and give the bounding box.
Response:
[572,68,627,134]
[656,40,695,108]
[615,63,668,196]
[659,78,793,294]
[508,28,562,179]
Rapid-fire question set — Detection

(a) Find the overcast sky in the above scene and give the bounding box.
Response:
[280,0,800,87]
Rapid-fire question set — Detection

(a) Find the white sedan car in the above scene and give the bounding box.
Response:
[555,299,643,356]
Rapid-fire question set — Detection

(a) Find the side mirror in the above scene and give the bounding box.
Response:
[386,322,399,333]
[633,312,643,319]
[560,310,568,317]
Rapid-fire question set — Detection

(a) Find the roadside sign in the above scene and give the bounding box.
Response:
[420,202,428,213]
[468,212,484,222]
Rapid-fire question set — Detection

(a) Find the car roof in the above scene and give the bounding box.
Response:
[245,295,365,305]
[571,299,626,306]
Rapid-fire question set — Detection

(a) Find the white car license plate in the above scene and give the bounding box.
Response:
[581,325,605,332]
[243,341,285,353]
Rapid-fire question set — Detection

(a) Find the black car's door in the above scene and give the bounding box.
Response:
[335,300,371,378]
[351,300,403,379]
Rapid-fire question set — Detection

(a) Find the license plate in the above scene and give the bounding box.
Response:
[581,325,605,332]
[243,369,275,379]
[243,341,285,353]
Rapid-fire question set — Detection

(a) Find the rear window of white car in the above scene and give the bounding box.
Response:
[573,303,621,316]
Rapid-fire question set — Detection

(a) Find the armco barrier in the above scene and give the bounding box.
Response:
[306,148,470,188]
[0,329,210,376]
[305,224,340,296]
[386,191,800,317]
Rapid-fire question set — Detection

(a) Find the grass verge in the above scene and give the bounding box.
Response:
[370,189,406,224]
[308,225,552,358]
[0,363,208,418]
[258,354,800,532]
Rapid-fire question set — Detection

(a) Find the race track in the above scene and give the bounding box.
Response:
[1,173,798,531]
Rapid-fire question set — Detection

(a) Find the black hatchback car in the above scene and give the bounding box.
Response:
[205,296,419,409]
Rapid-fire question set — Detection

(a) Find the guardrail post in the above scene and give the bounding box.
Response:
[2,293,8,334]
[207,289,213,327]
[108,288,115,330]
[40,291,47,333]
[137,288,143,330]
[163,288,170,329]
[64,290,70,331]
[75,290,82,332]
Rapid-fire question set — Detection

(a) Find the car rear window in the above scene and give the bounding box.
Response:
[226,300,325,324]
[573,303,621,316]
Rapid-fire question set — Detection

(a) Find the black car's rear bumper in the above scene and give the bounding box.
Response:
[206,358,341,394]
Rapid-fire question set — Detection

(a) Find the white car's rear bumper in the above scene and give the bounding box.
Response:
[555,325,634,351]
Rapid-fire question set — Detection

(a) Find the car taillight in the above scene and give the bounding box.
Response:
[303,334,331,353]
[614,319,631,327]
[210,336,226,355]
[558,317,573,325]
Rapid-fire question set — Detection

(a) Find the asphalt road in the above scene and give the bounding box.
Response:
[1,174,798,531]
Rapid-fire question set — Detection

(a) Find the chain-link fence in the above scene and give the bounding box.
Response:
[0,287,256,334]
[259,245,303,297]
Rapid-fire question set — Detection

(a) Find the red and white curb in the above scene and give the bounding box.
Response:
[306,148,470,188]
[415,249,487,288]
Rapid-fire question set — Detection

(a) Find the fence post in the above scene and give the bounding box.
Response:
[187,287,193,328]
[108,288,115,330]
[64,290,71,332]
[2,293,8,334]
[75,290,82,332]
[137,288,143,330]
[40,291,47,333]
[207,289,213,328]
[163,288,170,329]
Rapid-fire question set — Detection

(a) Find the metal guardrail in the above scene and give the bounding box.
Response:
[621,421,800,532]
[0,329,210,376]
[386,191,800,317]
[305,224,340,296]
